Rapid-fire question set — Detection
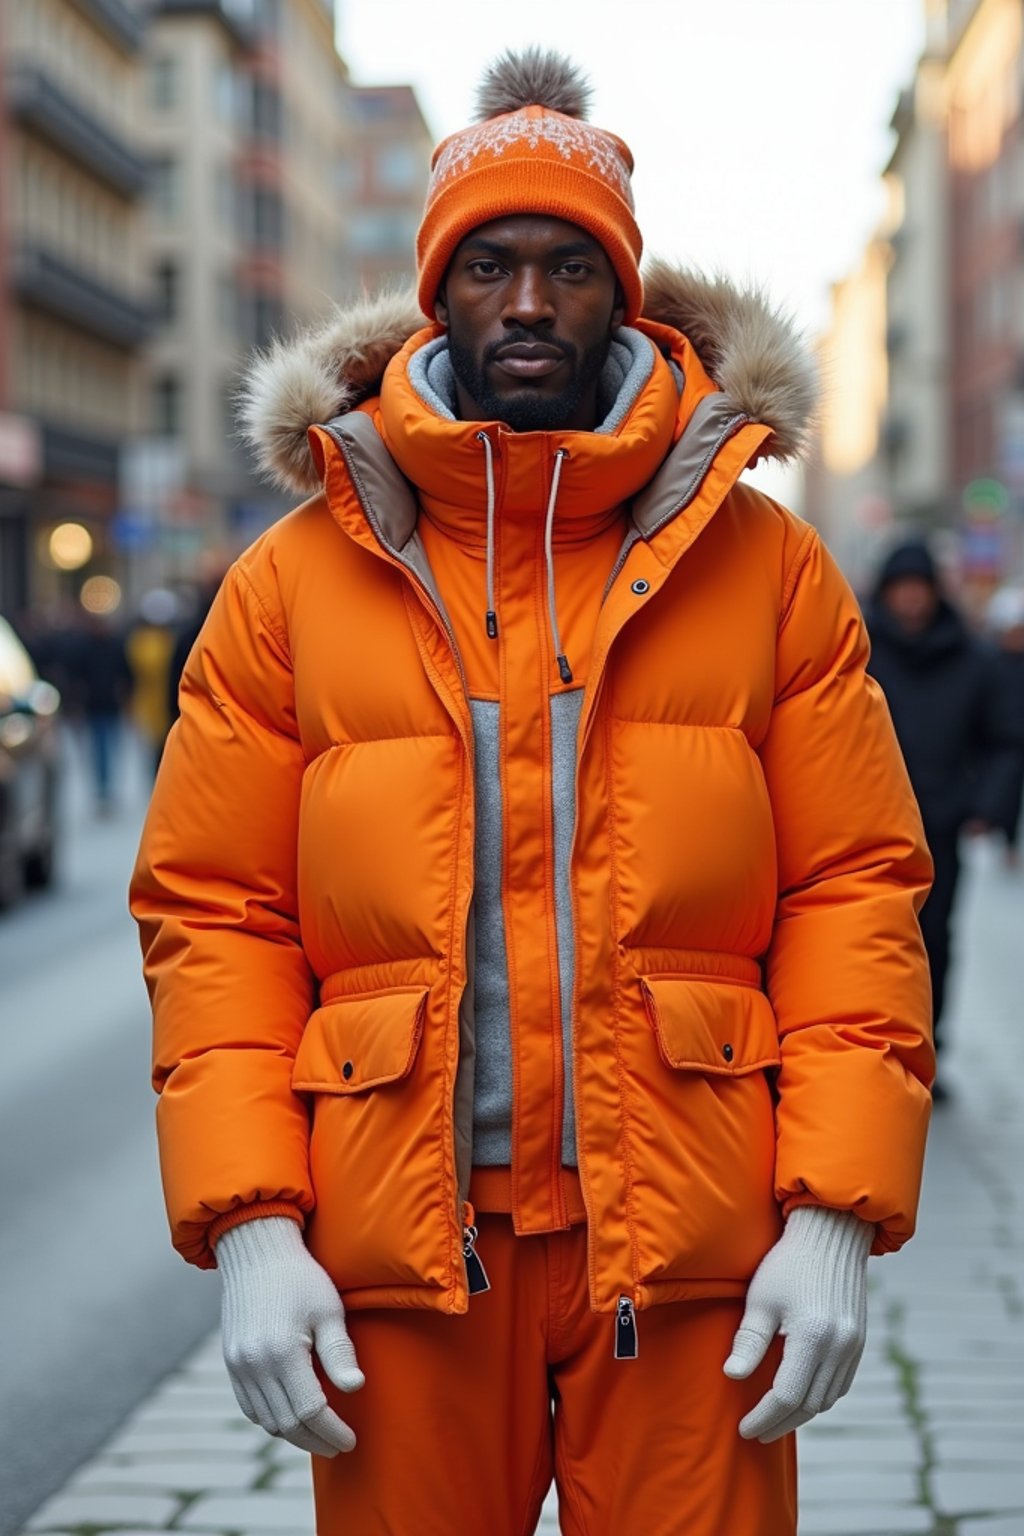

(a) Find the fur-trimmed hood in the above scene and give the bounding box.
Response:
[239,264,818,497]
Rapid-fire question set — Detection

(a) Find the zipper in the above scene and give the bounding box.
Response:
[462,1203,491,1295]
[570,408,752,1311]
[324,421,478,1288]
[614,1295,638,1359]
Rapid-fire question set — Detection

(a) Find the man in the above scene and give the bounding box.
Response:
[987,585,1024,868]
[132,51,933,1536]
[866,540,1021,1086]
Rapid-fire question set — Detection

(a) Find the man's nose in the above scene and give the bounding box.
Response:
[502,267,555,328]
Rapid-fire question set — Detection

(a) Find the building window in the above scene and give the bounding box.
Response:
[373,145,420,194]
[250,80,283,141]
[153,375,182,437]
[150,56,179,111]
[150,159,181,220]
[240,292,283,348]
[349,209,418,255]
[217,273,237,338]
[154,260,180,325]
[250,187,285,248]
[215,64,239,126]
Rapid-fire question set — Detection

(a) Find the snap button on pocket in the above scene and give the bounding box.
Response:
[722,1043,734,1063]
[631,578,650,595]
[342,1060,354,1080]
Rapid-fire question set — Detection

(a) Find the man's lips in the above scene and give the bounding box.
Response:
[492,343,568,380]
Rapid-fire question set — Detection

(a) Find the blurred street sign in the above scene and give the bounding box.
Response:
[0,412,42,487]
[110,514,157,552]
[997,395,1024,496]
[119,439,185,519]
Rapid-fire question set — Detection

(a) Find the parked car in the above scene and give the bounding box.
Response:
[0,615,61,910]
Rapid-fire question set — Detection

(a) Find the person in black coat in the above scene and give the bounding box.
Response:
[987,586,1024,866]
[866,540,1023,1085]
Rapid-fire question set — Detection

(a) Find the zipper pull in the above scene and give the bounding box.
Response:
[614,1295,638,1360]
[463,1223,491,1296]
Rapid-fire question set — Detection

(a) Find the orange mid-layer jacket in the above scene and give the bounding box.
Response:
[131,268,934,1320]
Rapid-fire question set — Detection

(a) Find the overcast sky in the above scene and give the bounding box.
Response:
[337,0,925,338]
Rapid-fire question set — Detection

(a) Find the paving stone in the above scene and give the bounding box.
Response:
[269,1462,314,1489]
[960,1521,1024,1536]
[178,1490,315,1530]
[795,1503,932,1534]
[933,1466,1024,1511]
[796,1469,920,1504]
[102,1426,266,1457]
[24,1489,180,1529]
[796,1506,933,1534]
[72,1456,260,1491]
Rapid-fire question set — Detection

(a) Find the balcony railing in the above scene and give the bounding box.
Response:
[155,1,256,49]
[68,0,145,54]
[11,245,150,350]
[6,67,148,200]
[40,421,120,484]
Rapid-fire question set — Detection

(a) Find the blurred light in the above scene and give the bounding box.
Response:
[80,576,122,615]
[0,714,33,750]
[48,522,94,571]
[963,478,1010,519]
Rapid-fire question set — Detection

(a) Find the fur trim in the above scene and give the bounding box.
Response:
[474,48,592,122]
[642,260,819,463]
[237,288,424,495]
[241,269,818,492]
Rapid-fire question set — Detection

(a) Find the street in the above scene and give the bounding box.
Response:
[0,734,218,1536]
[3,735,1024,1535]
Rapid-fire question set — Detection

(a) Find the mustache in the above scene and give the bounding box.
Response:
[483,331,576,366]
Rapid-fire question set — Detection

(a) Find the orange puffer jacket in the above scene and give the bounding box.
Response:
[131,266,933,1321]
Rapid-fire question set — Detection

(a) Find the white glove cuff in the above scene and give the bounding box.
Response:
[215,1214,307,1281]
[783,1205,874,1307]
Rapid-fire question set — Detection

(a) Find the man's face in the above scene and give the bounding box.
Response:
[434,215,625,432]
[882,575,939,634]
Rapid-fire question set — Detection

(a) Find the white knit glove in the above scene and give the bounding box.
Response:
[723,1205,874,1443]
[216,1216,364,1457]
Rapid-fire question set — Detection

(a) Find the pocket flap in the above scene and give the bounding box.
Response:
[641,976,780,1076]
[292,986,428,1094]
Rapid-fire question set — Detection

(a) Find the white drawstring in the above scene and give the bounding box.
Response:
[476,436,572,684]
[545,450,572,684]
[477,431,498,639]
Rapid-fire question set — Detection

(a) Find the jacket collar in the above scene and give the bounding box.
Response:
[239,263,818,502]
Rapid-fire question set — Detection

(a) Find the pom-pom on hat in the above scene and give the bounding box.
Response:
[416,48,644,323]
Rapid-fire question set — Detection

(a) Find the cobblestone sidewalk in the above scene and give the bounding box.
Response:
[19,845,1024,1536]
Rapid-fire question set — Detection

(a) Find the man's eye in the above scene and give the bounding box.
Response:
[558,262,591,277]
[470,260,503,277]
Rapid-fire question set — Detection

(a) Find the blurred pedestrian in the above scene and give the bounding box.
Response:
[866,540,1023,1086]
[987,585,1024,868]
[132,50,934,1536]
[70,610,133,815]
[127,589,180,778]
[166,555,231,725]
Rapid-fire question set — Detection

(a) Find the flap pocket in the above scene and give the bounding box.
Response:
[641,976,780,1076]
[292,986,428,1094]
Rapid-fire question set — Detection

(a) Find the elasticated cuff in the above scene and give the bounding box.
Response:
[208,1201,305,1260]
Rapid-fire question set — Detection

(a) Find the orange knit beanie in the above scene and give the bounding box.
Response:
[416,49,643,323]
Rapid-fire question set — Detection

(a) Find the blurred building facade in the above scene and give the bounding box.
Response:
[0,0,150,617]
[344,84,432,294]
[0,0,432,620]
[813,0,1024,602]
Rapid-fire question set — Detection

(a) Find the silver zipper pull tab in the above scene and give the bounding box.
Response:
[463,1224,491,1296]
[614,1295,638,1359]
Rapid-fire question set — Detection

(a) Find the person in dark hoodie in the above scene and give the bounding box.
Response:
[986,586,1024,867]
[867,540,1022,1088]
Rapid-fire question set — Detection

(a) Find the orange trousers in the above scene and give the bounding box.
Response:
[312,1212,797,1535]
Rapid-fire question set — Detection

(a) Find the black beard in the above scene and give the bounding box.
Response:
[447,328,612,432]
